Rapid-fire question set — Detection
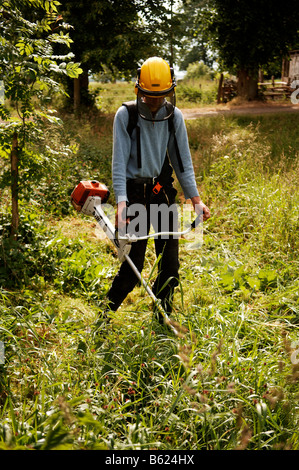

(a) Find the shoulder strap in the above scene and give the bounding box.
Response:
[122,101,138,137]
[122,101,141,168]
[166,103,184,173]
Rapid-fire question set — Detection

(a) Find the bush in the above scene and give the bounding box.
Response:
[178,85,202,102]
[177,84,217,104]
[185,61,214,80]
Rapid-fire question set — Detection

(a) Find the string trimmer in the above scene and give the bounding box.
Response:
[71,180,202,336]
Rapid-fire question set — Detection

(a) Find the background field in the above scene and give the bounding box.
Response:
[89,78,218,114]
[0,83,299,450]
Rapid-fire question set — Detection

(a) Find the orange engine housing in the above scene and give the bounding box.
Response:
[71,180,110,208]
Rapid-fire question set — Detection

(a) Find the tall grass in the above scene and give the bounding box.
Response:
[89,77,218,113]
[0,98,299,449]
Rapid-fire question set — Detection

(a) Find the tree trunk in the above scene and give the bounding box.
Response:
[237,69,258,100]
[10,132,19,239]
[73,70,89,112]
[74,77,81,112]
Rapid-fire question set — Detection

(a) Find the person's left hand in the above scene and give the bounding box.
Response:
[191,196,211,222]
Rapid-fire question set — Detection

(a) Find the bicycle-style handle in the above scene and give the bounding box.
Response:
[190,213,202,230]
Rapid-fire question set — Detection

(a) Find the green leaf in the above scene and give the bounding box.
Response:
[65,62,83,79]
[247,276,261,290]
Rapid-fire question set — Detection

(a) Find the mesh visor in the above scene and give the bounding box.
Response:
[136,94,176,122]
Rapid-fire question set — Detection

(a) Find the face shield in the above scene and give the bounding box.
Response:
[136,92,176,122]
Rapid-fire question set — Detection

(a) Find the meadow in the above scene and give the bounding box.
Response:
[0,81,299,450]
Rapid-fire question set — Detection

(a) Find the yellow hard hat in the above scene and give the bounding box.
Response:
[135,57,176,97]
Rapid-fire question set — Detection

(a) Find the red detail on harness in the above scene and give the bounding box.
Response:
[152,182,163,194]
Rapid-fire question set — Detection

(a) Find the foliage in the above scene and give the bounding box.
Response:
[177,62,217,104]
[60,0,145,77]
[0,0,82,118]
[179,0,298,99]
[1,4,299,452]
[90,79,218,112]
[185,61,213,80]
[199,0,298,74]
[58,0,185,107]
[177,84,216,105]
[1,97,299,449]
[0,0,82,231]
[177,0,216,70]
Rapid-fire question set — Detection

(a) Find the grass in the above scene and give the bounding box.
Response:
[89,77,218,113]
[0,88,299,449]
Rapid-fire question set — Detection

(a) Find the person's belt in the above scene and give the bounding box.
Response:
[127,177,163,195]
[127,177,154,185]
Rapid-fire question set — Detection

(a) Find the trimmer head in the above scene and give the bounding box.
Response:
[71,180,110,211]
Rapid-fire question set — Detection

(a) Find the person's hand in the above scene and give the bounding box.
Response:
[191,196,211,222]
[115,201,129,230]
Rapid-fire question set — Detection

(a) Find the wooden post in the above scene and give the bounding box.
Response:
[258,69,264,83]
[10,132,19,239]
[217,73,224,103]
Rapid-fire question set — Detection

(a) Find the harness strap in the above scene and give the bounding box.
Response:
[122,101,142,168]
[136,125,141,169]
[122,100,185,175]
[166,107,184,173]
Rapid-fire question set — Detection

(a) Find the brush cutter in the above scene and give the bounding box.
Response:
[71,180,202,335]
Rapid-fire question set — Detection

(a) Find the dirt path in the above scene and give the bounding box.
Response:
[181,101,299,119]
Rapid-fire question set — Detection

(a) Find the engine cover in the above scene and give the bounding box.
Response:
[71,180,110,209]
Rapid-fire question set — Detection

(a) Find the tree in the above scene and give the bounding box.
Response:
[184,0,299,100]
[185,61,213,80]
[154,0,186,68]
[177,0,216,70]
[0,0,82,237]
[59,0,188,110]
[59,0,162,110]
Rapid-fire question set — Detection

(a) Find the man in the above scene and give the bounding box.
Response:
[106,57,210,323]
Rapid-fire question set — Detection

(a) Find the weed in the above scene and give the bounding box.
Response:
[0,92,299,449]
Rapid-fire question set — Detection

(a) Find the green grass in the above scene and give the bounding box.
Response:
[0,92,299,449]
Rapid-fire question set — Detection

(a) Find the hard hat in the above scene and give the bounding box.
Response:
[134,57,176,122]
[135,57,176,98]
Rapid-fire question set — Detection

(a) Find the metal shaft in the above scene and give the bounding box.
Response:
[81,197,179,335]
[123,253,178,335]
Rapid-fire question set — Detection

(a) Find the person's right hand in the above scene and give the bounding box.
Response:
[115,201,129,230]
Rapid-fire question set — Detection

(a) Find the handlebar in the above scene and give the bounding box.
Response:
[117,213,202,242]
[190,213,202,230]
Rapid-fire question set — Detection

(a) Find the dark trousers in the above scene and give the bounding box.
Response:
[107,179,179,314]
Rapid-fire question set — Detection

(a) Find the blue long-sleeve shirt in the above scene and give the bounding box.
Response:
[112,101,199,203]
